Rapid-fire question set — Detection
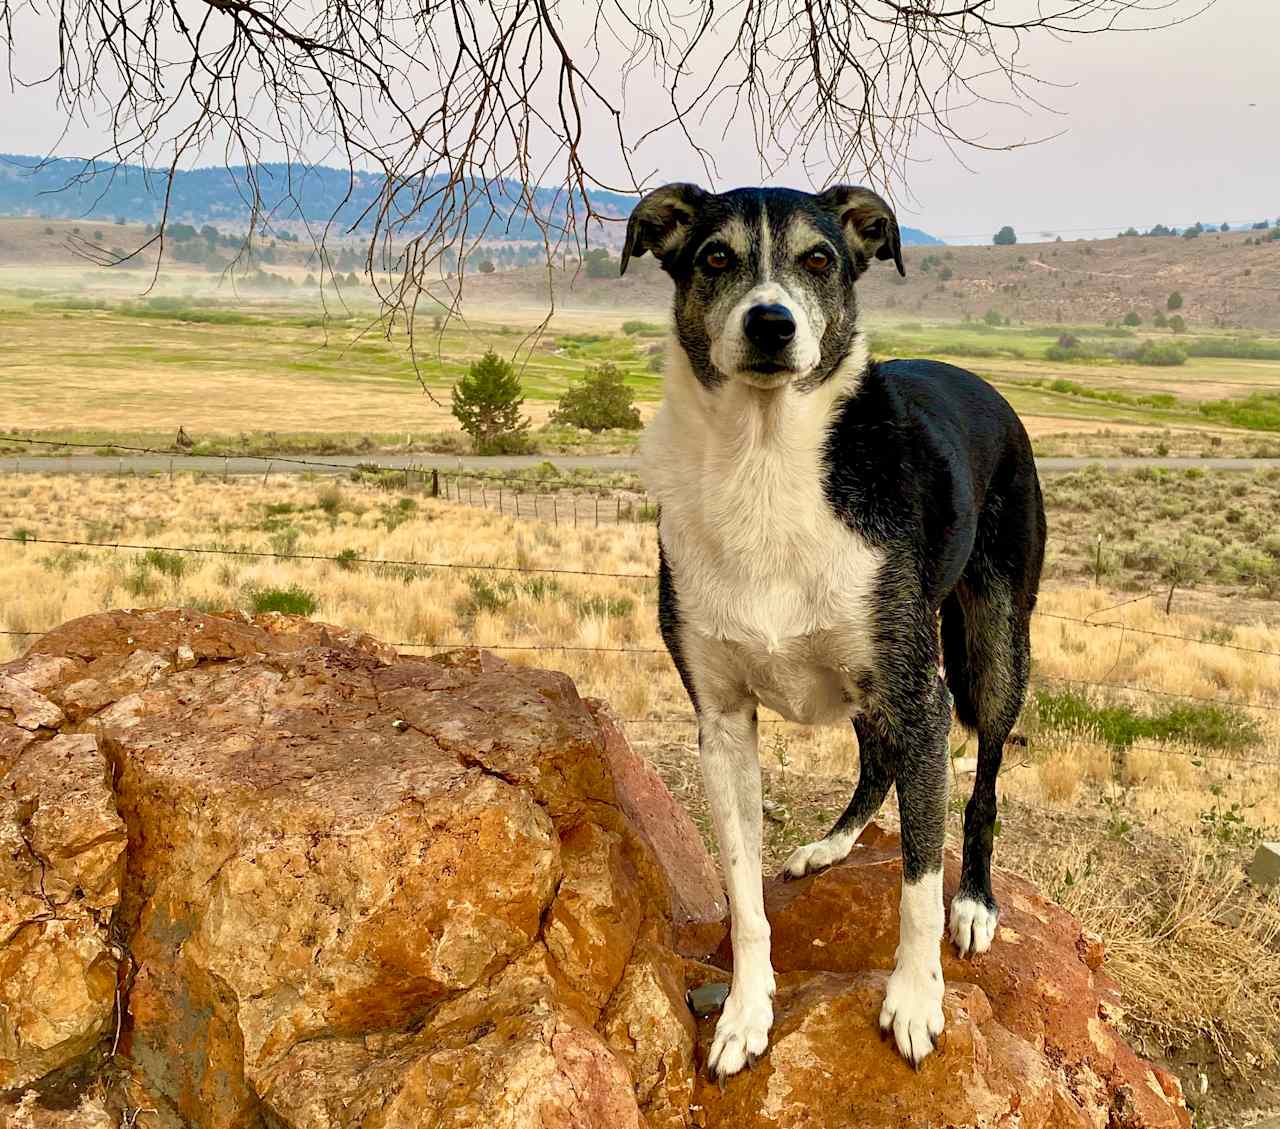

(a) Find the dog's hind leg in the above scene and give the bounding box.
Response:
[783,716,894,878]
[698,700,776,1081]
[877,677,950,1066]
[941,578,1032,957]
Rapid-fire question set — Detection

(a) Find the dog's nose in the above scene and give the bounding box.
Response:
[743,304,796,351]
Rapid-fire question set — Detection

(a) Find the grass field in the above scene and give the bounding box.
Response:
[1,470,1278,1125]
[4,269,1280,458]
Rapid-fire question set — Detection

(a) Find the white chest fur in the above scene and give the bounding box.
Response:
[640,341,883,724]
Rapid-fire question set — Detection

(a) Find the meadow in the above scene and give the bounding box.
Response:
[4,269,1280,458]
[1,469,1278,1126]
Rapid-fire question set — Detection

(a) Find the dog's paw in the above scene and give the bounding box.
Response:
[783,833,854,879]
[879,962,945,1067]
[948,894,998,958]
[707,988,774,1081]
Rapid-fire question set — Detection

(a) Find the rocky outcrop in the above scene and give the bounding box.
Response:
[0,609,1190,1129]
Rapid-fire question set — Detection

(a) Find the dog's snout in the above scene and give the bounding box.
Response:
[743,304,796,351]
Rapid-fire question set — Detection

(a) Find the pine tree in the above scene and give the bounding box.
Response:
[451,351,531,453]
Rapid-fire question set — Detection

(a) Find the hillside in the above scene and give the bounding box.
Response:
[0,154,941,247]
[1,212,1276,330]
[461,227,1280,331]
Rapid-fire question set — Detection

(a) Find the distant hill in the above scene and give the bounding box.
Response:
[0,154,942,246]
[461,225,1280,331]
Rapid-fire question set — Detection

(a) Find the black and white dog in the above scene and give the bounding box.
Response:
[621,185,1046,1078]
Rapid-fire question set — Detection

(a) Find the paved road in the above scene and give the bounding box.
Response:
[3,452,1278,477]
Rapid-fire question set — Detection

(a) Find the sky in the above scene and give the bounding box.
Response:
[2,0,1276,244]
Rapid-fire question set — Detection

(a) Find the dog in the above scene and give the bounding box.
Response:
[620,184,1046,1078]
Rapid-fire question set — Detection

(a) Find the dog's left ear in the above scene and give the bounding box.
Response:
[620,183,707,276]
[817,186,905,277]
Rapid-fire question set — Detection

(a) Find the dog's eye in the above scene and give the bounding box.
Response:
[704,249,731,271]
[804,249,832,273]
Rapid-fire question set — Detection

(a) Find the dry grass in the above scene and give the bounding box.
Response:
[1010,815,1280,1079]
[1,471,1278,1112]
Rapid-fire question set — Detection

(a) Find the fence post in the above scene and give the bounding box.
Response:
[594,497,599,527]
[616,497,621,524]
[431,468,439,498]
[553,496,558,526]
[573,496,578,528]
[263,462,272,486]
[169,458,174,485]
[481,485,487,509]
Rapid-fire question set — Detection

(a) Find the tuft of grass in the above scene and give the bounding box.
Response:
[316,484,344,516]
[142,548,188,580]
[247,584,319,616]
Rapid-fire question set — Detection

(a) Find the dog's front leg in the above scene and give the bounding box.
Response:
[698,700,775,1081]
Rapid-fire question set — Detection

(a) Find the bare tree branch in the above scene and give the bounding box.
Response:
[2,0,1217,342]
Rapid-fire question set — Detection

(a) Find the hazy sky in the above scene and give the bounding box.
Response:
[2,0,1276,243]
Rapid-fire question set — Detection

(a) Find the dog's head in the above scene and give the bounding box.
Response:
[621,184,903,390]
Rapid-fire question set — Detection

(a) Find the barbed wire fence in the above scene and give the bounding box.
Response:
[1,433,1278,770]
[0,434,659,528]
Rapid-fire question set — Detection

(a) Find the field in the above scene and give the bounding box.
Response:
[3,253,1280,459]
[1,469,1278,1126]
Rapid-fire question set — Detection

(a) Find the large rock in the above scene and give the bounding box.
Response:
[0,734,125,1090]
[0,609,1190,1129]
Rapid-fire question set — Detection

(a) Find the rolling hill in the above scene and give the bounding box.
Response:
[0,154,943,247]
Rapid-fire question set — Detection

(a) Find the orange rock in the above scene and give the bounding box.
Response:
[0,734,124,1090]
[0,610,1193,1129]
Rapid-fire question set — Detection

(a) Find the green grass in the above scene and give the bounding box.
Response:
[246,584,319,616]
[1198,392,1280,432]
[1032,687,1262,752]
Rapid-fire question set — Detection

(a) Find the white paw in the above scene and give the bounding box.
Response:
[707,985,775,1080]
[879,962,945,1067]
[949,894,998,958]
[783,832,855,878]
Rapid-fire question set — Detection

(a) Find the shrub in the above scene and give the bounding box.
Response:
[1152,311,1168,328]
[1121,310,1141,327]
[248,585,319,616]
[1168,314,1186,334]
[1182,337,1280,361]
[993,225,1017,246]
[982,308,1006,327]
[1166,291,1184,311]
[478,259,496,274]
[451,350,532,453]
[621,320,664,336]
[1129,340,1187,366]
[549,362,642,432]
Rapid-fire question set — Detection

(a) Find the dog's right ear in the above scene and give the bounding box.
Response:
[620,183,707,276]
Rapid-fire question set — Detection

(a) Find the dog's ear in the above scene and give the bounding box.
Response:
[817,185,905,277]
[620,183,707,276]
